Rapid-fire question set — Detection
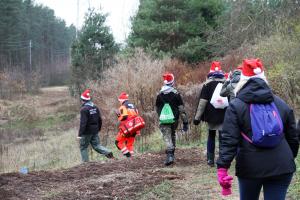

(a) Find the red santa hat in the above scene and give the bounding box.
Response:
[80,89,91,101]
[209,61,222,73]
[163,72,175,86]
[240,58,265,80]
[118,92,129,103]
[236,65,243,71]
[224,72,229,79]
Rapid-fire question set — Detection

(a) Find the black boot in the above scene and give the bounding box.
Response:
[124,152,131,158]
[207,152,215,167]
[164,150,174,166]
[105,152,114,159]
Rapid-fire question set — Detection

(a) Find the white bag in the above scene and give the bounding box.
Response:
[210,83,229,109]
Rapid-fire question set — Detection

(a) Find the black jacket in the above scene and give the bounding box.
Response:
[78,101,102,136]
[199,79,226,124]
[217,78,299,178]
[156,89,184,121]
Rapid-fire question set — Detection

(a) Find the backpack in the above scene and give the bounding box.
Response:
[119,115,145,136]
[210,83,229,109]
[241,102,284,148]
[159,103,175,124]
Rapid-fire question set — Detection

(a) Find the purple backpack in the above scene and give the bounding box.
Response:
[241,102,284,148]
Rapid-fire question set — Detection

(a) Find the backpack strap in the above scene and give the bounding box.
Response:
[241,132,253,143]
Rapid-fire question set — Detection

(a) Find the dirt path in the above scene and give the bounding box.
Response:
[0,148,240,200]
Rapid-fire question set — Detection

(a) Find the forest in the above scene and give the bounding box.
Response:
[0,0,76,98]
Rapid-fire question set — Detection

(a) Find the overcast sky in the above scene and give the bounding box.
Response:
[34,0,140,43]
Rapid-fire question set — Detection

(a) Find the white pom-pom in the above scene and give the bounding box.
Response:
[164,80,168,84]
[253,67,262,74]
[215,67,219,71]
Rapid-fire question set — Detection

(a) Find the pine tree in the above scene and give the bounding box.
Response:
[71,9,119,94]
[128,0,224,63]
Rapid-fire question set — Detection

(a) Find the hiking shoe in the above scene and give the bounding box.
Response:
[124,152,131,158]
[207,159,215,167]
[106,152,114,159]
[164,151,174,166]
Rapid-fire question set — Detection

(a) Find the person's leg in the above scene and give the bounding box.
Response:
[238,177,262,200]
[160,124,175,166]
[79,135,91,162]
[263,173,293,200]
[207,129,216,166]
[90,134,112,156]
[126,136,135,155]
[115,132,130,157]
[171,122,178,159]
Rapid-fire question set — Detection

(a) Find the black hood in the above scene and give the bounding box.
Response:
[237,78,274,103]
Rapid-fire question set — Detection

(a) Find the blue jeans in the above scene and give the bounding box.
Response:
[238,173,293,200]
[207,129,222,154]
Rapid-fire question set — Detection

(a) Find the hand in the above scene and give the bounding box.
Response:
[115,110,121,117]
[193,119,200,125]
[183,123,189,132]
[217,168,233,196]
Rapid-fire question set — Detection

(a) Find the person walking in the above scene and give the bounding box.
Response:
[156,72,189,166]
[115,92,142,158]
[220,65,242,101]
[216,59,299,199]
[193,61,227,166]
[78,89,114,162]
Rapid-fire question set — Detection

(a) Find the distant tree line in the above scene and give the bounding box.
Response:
[0,0,76,86]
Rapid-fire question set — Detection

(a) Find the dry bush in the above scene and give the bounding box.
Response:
[0,70,41,99]
[0,71,26,99]
[165,59,210,85]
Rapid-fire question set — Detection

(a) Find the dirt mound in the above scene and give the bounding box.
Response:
[0,148,201,200]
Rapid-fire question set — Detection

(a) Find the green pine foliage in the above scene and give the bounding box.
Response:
[70,9,119,95]
[127,0,224,63]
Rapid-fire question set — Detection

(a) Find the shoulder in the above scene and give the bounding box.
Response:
[80,106,89,113]
[273,95,292,113]
[171,88,180,95]
[229,98,246,112]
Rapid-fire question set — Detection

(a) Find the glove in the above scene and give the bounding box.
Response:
[217,168,233,196]
[193,119,200,125]
[183,123,189,132]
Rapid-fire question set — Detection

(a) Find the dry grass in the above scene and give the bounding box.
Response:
[0,129,81,173]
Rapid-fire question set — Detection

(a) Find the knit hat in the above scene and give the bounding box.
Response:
[240,58,265,80]
[81,89,91,101]
[209,61,222,73]
[118,92,128,103]
[163,73,175,86]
